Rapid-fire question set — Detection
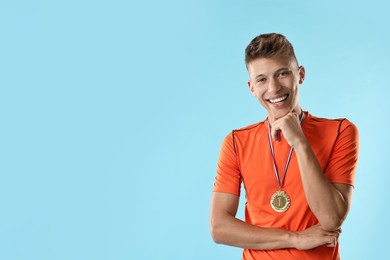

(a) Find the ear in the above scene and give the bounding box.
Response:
[298,66,306,84]
[248,80,255,96]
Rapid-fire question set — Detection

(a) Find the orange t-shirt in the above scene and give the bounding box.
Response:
[213,112,359,260]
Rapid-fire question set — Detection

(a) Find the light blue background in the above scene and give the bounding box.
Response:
[0,0,388,259]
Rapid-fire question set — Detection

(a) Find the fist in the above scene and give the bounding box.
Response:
[270,112,305,148]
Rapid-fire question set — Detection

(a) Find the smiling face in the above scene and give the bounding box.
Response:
[247,55,305,123]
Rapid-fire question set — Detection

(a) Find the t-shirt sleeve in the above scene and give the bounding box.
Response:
[325,119,359,186]
[213,132,242,196]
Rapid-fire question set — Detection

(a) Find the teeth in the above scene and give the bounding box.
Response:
[269,95,288,103]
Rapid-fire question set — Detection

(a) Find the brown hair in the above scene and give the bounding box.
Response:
[245,33,298,68]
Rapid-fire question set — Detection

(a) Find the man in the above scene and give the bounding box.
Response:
[210,33,359,260]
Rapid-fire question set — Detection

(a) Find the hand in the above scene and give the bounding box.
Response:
[293,224,341,250]
[271,112,306,148]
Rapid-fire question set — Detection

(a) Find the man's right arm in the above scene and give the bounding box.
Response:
[210,192,340,250]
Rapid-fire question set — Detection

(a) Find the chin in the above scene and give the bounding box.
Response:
[271,109,290,119]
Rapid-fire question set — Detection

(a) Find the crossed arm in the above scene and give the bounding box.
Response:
[210,191,344,250]
[210,112,356,250]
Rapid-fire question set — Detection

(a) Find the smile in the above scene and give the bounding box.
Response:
[268,94,289,104]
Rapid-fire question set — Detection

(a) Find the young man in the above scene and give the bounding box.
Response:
[210,33,359,260]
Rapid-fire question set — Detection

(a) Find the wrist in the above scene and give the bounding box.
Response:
[285,230,298,249]
[292,137,309,152]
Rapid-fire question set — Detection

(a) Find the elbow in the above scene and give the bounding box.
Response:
[320,214,345,231]
[210,217,227,244]
[321,222,341,232]
[210,222,223,244]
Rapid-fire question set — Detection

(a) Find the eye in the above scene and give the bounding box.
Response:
[256,78,266,84]
[277,70,291,77]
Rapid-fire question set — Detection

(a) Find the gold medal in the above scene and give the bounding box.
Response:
[270,190,291,212]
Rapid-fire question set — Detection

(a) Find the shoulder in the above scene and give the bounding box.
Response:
[221,121,265,148]
[233,121,265,134]
[308,114,346,124]
[306,113,358,138]
[228,121,266,142]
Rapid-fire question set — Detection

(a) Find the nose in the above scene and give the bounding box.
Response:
[268,77,281,93]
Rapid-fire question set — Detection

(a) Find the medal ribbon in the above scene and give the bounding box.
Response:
[267,112,305,189]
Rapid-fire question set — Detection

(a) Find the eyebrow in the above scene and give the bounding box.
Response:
[254,67,291,80]
[274,67,291,74]
[255,74,266,80]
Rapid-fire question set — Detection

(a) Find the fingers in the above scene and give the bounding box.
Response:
[270,112,302,143]
[271,128,281,142]
[302,224,341,248]
[325,235,339,247]
[325,229,341,247]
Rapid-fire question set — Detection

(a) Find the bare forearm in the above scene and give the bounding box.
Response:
[210,192,339,250]
[211,214,294,250]
[294,141,349,231]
